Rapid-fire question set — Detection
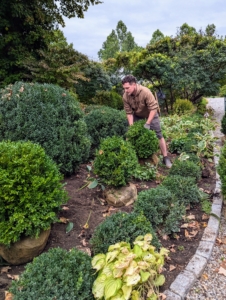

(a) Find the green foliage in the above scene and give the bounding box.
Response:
[219,85,226,97]
[126,120,159,158]
[196,97,208,115]
[217,144,226,196]
[0,82,91,174]
[75,61,112,104]
[84,104,105,114]
[92,234,168,300]
[173,99,195,115]
[134,186,186,234]
[10,247,95,300]
[92,90,123,110]
[84,107,128,153]
[169,137,189,153]
[169,158,201,181]
[161,175,201,206]
[221,113,226,135]
[133,163,157,181]
[199,190,212,214]
[0,141,68,246]
[93,136,138,187]
[0,0,102,87]
[90,212,160,255]
[98,20,139,60]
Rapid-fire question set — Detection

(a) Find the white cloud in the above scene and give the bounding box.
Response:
[61,0,226,60]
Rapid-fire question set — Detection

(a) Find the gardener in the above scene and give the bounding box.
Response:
[122,75,172,168]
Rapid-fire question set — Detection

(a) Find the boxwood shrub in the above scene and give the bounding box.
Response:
[90,212,160,255]
[221,113,226,135]
[10,247,95,300]
[126,120,159,158]
[0,82,91,174]
[134,186,185,234]
[217,144,226,196]
[0,140,68,246]
[92,90,124,110]
[84,107,128,154]
[173,99,194,115]
[93,136,138,187]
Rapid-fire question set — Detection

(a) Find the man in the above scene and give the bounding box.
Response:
[122,75,172,168]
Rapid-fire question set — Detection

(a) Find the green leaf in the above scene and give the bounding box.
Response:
[140,270,150,283]
[86,165,92,172]
[122,285,132,300]
[104,277,122,299]
[153,274,165,287]
[88,179,98,189]
[66,222,73,233]
[92,253,106,270]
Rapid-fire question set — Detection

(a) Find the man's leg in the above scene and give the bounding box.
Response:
[159,137,167,157]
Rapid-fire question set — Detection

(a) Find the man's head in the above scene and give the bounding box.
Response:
[122,75,137,96]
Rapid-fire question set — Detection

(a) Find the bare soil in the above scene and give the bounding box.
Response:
[0,153,216,299]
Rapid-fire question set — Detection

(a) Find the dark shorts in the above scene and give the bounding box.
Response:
[133,113,163,139]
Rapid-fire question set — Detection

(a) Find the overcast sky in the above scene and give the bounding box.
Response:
[61,0,226,61]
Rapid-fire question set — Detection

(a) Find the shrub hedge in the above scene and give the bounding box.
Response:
[0,82,90,174]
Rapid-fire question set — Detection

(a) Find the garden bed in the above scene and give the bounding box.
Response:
[0,153,216,297]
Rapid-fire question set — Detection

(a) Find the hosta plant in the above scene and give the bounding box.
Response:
[93,136,138,187]
[126,120,159,158]
[92,234,169,300]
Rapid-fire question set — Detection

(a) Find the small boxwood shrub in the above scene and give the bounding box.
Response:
[161,175,201,206]
[10,247,95,300]
[169,158,201,181]
[93,136,138,187]
[90,212,160,255]
[217,144,226,196]
[0,141,68,246]
[126,120,159,158]
[134,186,185,234]
[92,90,123,110]
[173,99,194,115]
[0,82,91,174]
[221,113,226,135]
[84,107,128,153]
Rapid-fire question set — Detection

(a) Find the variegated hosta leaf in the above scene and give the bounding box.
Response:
[109,289,125,300]
[115,254,136,270]
[133,244,143,258]
[140,270,150,283]
[124,261,138,276]
[104,277,122,299]
[131,290,140,300]
[92,253,106,271]
[137,261,149,270]
[124,273,140,286]
[153,274,165,287]
[108,243,122,252]
[113,267,124,278]
[106,250,120,263]
[122,285,132,300]
[144,233,153,243]
[142,253,156,264]
[159,247,169,257]
[102,262,114,277]
[120,246,131,255]
[92,273,107,299]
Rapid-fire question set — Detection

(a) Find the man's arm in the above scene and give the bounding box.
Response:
[146,109,157,125]
[127,114,133,126]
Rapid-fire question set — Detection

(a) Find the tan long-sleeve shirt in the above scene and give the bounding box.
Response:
[123,84,158,118]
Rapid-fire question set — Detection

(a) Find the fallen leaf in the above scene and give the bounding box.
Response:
[186,215,196,220]
[66,222,74,233]
[188,221,200,229]
[5,291,13,300]
[218,267,226,276]
[220,261,226,269]
[190,230,198,237]
[221,237,226,245]
[19,86,24,92]
[59,217,69,223]
[169,265,177,272]
[202,213,209,220]
[162,234,169,240]
[81,239,88,247]
[1,266,11,274]
[83,223,89,229]
[7,274,19,280]
[202,284,208,291]
[174,234,180,240]
[201,222,208,228]
[181,223,189,228]
[78,229,86,237]
[159,293,167,300]
[99,150,103,155]
[62,206,69,211]
[201,273,209,280]
[216,238,222,245]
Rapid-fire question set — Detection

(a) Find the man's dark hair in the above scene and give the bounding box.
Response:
[122,75,137,84]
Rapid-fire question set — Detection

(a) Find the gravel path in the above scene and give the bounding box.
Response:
[186,97,226,300]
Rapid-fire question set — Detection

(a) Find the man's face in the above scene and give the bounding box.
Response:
[123,82,136,96]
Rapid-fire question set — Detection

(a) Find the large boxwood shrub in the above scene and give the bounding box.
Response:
[90,212,160,255]
[84,106,128,153]
[0,140,68,246]
[10,247,95,300]
[134,186,185,234]
[93,136,138,187]
[0,82,91,174]
[126,120,159,158]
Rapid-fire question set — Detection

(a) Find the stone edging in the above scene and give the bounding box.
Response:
[163,136,223,299]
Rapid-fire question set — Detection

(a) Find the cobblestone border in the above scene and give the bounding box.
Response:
[163,135,223,299]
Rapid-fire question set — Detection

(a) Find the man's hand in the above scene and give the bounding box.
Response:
[144,123,150,130]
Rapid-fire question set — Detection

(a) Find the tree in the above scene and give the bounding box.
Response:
[0,0,102,87]
[176,23,197,36]
[205,24,216,37]
[98,20,139,60]
[149,29,165,45]
[23,30,89,91]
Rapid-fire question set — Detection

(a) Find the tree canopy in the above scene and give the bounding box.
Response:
[0,0,102,87]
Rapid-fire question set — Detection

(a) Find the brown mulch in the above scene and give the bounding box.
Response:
[0,153,216,298]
